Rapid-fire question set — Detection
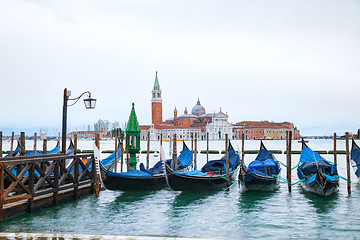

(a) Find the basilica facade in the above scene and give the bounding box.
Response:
[140,72,233,141]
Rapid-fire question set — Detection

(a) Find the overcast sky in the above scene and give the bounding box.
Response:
[0,0,359,136]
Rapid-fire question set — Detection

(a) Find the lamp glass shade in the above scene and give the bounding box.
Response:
[84,97,96,109]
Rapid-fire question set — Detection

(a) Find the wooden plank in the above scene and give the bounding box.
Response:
[4,194,32,205]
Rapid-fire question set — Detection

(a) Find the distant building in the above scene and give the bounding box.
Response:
[233,121,300,140]
[40,129,47,140]
[140,72,233,141]
[67,130,109,139]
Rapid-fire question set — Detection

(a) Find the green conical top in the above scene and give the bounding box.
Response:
[154,71,160,89]
[126,103,140,133]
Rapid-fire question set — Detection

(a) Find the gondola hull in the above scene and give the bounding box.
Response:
[239,169,279,191]
[165,164,239,191]
[299,180,339,196]
[102,172,167,191]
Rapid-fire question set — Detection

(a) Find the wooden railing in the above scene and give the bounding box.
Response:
[0,153,97,221]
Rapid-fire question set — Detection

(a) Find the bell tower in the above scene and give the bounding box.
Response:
[151,71,162,124]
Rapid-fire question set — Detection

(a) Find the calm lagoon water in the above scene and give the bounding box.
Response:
[1,139,360,239]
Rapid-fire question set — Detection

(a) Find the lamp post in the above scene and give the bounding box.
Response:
[61,88,97,153]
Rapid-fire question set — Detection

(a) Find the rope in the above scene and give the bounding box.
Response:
[272,175,305,186]
[216,175,230,182]
[335,175,351,183]
[291,163,300,170]
[278,161,288,168]
[277,162,299,170]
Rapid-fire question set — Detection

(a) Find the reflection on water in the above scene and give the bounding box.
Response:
[238,189,278,213]
[172,190,219,208]
[302,190,339,214]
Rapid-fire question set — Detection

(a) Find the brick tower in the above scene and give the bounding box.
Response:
[151,71,162,124]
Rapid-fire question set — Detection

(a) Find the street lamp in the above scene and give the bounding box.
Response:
[62,88,97,153]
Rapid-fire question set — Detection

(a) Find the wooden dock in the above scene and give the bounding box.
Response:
[0,152,99,221]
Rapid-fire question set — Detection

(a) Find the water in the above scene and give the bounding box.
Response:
[1,139,360,239]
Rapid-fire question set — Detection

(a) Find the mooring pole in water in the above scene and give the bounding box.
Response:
[126,134,130,172]
[94,134,100,197]
[346,132,351,195]
[286,131,292,192]
[206,132,209,162]
[146,131,150,169]
[120,132,124,173]
[0,131,2,158]
[33,133,37,155]
[241,133,245,165]
[194,132,197,170]
[74,134,79,199]
[333,133,337,166]
[114,136,118,172]
[191,132,194,169]
[172,134,177,171]
[225,134,229,186]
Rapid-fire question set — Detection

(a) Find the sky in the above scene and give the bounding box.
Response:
[0,0,359,136]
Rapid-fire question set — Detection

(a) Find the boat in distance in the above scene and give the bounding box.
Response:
[165,142,240,192]
[239,140,281,191]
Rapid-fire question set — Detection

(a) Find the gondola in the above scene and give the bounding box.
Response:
[164,142,240,191]
[297,140,339,196]
[25,141,60,156]
[4,140,21,157]
[238,141,281,191]
[3,140,60,157]
[99,142,193,191]
[351,139,360,179]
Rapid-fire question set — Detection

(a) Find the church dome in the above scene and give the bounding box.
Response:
[191,99,206,116]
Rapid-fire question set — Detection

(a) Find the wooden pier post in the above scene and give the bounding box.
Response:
[20,132,25,156]
[42,139,47,172]
[286,131,292,192]
[10,132,14,157]
[346,132,351,195]
[114,136,118,172]
[94,134,100,197]
[206,132,209,162]
[194,133,197,170]
[120,132,124,173]
[225,134,229,186]
[146,131,150,169]
[0,161,4,220]
[28,154,35,213]
[241,133,245,165]
[333,133,337,165]
[33,133,37,155]
[0,131,2,158]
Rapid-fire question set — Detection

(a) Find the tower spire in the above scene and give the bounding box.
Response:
[154,71,160,90]
[151,71,162,124]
